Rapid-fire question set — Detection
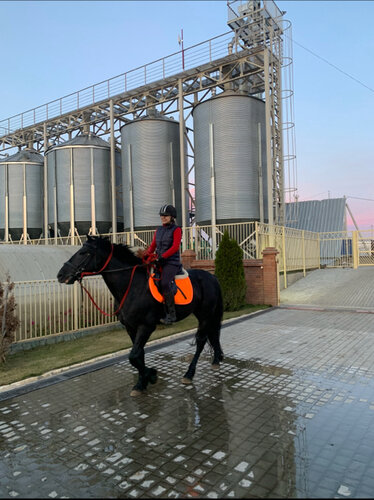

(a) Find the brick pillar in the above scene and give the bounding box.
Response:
[262,247,279,306]
[181,249,196,269]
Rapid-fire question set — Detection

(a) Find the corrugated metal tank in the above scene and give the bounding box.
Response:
[120,116,187,230]
[193,92,268,225]
[46,134,112,236]
[0,149,44,240]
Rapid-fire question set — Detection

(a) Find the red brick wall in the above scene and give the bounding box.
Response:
[181,248,279,306]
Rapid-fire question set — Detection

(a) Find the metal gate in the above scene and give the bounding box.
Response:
[355,230,374,267]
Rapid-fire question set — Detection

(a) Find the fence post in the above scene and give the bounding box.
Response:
[318,233,321,269]
[73,282,79,330]
[353,231,358,269]
[302,230,306,276]
[282,226,287,289]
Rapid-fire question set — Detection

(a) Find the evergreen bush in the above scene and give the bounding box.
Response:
[215,231,247,311]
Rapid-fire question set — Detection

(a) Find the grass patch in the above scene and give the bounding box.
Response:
[0,304,269,387]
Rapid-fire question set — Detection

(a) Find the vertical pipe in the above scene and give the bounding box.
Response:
[169,142,175,206]
[302,230,306,276]
[53,185,58,245]
[109,100,117,241]
[4,165,9,242]
[70,149,75,245]
[209,122,217,258]
[282,225,287,288]
[90,148,96,235]
[258,122,264,223]
[127,144,134,246]
[178,78,187,250]
[43,122,49,244]
[264,48,274,227]
[22,163,27,245]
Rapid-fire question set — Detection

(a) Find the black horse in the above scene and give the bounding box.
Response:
[57,236,224,396]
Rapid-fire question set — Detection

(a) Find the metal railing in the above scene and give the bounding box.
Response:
[14,277,114,343]
[5,221,373,345]
[0,28,243,136]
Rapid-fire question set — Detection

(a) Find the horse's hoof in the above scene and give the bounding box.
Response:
[130,389,146,397]
[181,377,193,385]
[211,363,220,371]
[148,368,158,385]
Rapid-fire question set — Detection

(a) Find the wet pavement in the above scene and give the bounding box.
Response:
[1,267,374,498]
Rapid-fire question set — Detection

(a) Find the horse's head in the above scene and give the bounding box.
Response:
[57,235,112,284]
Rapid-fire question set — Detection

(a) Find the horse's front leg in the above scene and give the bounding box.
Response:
[128,324,157,396]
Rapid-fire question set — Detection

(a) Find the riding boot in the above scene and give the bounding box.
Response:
[160,291,177,325]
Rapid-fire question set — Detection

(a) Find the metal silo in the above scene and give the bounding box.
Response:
[0,149,44,241]
[193,92,268,225]
[120,116,187,230]
[46,134,112,237]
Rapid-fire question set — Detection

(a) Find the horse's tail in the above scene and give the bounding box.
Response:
[206,275,224,360]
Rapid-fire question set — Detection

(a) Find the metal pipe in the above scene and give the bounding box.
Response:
[109,100,117,241]
[264,48,273,227]
[178,78,187,250]
[258,122,264,223]
[22,163,27,245]
[127,144,134,246]
[4,165,9,242]
[70,149,75,245]
[90,148,96,235]
[43,123,49,244]
[209,122,217,258]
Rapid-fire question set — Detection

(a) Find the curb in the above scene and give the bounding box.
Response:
[0,307,272,401]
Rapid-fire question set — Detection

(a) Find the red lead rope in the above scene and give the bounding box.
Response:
[78,244,138,317]
[79,264,139,317]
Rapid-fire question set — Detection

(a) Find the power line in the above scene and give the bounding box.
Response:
[289,36,374,94]
[346,196,374,202]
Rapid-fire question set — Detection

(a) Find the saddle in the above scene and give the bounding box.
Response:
[148,268,193,305]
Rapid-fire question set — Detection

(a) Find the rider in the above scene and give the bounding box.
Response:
[143,204,182,325]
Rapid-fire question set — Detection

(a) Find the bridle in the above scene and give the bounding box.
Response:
[68,242,140,317]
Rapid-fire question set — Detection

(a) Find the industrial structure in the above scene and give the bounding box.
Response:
[0,0,297,249]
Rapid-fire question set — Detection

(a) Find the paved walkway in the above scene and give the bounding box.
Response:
[0,267,374,498]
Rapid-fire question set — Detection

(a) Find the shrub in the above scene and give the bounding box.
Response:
[0,275,20,363]
[215,231,247,311]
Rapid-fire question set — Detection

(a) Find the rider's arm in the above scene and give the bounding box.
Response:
[145,232,157,255]
[161,227,182,259]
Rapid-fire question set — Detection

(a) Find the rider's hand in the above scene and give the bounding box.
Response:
[157,257,166,267]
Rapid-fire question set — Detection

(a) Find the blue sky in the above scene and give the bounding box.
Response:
[0,0,373,231]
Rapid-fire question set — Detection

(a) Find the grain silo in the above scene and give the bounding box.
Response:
[120,116,187,230]
[193,91,268,225]
[46,134,112,237]
[0,149,44,241]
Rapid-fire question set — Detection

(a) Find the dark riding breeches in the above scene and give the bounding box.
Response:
[160,263,180,294]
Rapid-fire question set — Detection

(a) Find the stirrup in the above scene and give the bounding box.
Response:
[160,314,176,325]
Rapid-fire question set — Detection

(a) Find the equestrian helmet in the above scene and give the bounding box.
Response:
[159,204,177,218]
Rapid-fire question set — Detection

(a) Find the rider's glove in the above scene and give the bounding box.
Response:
[157,257,166,267]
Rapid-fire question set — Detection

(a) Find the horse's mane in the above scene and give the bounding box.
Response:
[87,236,143,266]
[113,242,143,265]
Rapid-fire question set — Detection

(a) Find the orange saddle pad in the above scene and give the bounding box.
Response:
[149,272,193,305]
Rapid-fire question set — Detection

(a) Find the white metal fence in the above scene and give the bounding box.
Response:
[4,221,373,344]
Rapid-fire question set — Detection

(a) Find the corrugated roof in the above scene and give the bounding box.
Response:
[285,198,346,232]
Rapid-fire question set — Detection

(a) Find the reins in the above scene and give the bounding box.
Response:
[78,243,143,317]
[79,264,139,317]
